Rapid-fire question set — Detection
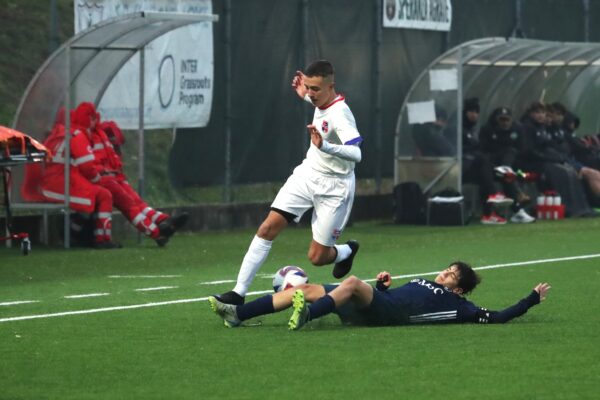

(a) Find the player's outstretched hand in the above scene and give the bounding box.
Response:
[292,70,307,99]
[376,271,392,288]
[307,124,322,148]
[534,282,551,301]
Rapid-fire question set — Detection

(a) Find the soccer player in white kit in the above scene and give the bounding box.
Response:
[216,60,363,305]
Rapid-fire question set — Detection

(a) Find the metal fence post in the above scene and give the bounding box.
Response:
[300,0,310,153]
[224,0,233,203]
[64,45,71,249]
[373,0,383,194]
[510,0,525,38]
[582,0,590,42]
[138,46,145,244]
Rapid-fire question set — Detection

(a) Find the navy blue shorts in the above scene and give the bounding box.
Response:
[322,284,409,326]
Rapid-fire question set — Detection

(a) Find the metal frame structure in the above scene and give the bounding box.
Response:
[12,11,218,248]
[395,37,600,195]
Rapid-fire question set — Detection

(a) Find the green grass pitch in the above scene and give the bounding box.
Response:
[1,218,599,399]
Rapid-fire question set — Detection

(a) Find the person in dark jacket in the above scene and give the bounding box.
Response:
[460,98,514,224]
[521,101,595,217]
[412,105,455,157]
[547,103,600,204]
[479,107,535,223]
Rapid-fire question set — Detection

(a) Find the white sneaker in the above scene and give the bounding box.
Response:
[510,208,536,224]
[208,296,241,327]
[494,165,517,182]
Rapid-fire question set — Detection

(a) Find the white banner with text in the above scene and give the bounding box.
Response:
[383,0,452,32]
[74,0,214,129]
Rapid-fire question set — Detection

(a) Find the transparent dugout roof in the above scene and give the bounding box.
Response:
[13,12,218,141]
[395,37,600,191]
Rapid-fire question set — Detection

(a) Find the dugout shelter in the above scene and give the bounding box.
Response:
[11,11,218,248]
[395,37,600,195]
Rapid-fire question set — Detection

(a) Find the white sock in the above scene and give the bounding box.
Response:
[334,244,352,263]
[233,235,273,296]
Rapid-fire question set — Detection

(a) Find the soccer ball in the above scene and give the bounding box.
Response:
[272,266,309,292]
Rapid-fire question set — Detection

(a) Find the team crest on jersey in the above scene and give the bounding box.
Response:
[322,121,329,133]
[331,228,342,240]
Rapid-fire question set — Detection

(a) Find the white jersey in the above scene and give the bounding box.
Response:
[303,95,362,176]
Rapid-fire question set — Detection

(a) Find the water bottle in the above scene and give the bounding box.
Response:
[536,196,545,219]
[545,195,554,220]
[553,195,562,219]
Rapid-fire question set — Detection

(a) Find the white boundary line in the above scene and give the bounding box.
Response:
[108,275,182,279]
[363,253,600,282]
[0,298,211,323]
[0,300,40,307]
[198,274,275,285]
[135,286,178,292]
[64,293,110,299]
[198,279,237,285]
[1,253,599,324]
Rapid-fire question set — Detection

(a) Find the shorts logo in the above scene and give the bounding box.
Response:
[322,121,329,134]
[331,228,342,240]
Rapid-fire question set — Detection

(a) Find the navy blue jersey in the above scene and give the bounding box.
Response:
[328,279,541,326]
[383,278,481,323]
[383,278,540,324]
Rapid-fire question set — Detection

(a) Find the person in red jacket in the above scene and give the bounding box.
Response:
[40,103,120,249]
[21,108,66,202]
[94,119,188,246]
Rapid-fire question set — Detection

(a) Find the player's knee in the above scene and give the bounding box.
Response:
[297,283,317,296]
[256,221,277,240]
[342,275,361,289]
[300,284,326,301]
[307,249,329,266]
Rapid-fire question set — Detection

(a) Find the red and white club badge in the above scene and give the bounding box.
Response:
[322,121,329,133]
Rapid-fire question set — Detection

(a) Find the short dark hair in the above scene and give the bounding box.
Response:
[464,97,480,113]
[551,102,567,115]
[435,105,448,121]
[526,101,546,114]
[564,111,580,130]
[304,60,335,78]
[450,261,481,295]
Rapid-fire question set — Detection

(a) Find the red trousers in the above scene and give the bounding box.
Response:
[41,170,113,243]
[98,175,168,239]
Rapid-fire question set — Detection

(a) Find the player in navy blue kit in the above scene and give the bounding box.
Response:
[208,261,551,329]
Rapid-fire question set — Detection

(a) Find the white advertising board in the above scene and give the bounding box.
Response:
[74,0,214,129]
[383,0,452,32]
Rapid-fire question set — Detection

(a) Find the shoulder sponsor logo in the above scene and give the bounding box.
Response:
[410,278,445,294]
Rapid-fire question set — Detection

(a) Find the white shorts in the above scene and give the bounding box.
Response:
[271,164,355,246]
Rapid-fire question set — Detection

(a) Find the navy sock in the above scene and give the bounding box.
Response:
[308,294,336,320]
[236,295,275,321]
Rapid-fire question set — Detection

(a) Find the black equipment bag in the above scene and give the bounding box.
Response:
[393,182,426,224]
[427,188,468,226]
